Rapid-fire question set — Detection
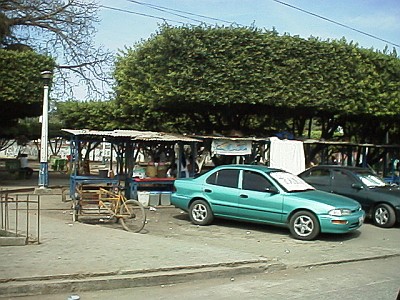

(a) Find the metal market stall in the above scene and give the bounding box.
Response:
[62,129,200,202]
[303,139,400,183]
[191,135,306,175]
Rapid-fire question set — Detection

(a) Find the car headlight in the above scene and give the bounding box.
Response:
[329,209,352,216]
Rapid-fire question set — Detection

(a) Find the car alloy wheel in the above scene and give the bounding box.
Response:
[289,210,320,240]
[373,204,396,228]
[189,200,214,225]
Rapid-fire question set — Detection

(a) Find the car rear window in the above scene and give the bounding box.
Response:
[302,168,330,186]
[206,169,239,188]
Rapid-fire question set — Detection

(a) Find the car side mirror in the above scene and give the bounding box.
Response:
[265,187,279,194]
[351,183,363,190]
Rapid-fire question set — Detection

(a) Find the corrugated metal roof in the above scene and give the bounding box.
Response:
[302,139,374,147]
[62,129,114,136]
[62,129,201,142]
[190,134,268,142]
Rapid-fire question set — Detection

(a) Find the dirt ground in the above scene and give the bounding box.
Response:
[3,164,399,264]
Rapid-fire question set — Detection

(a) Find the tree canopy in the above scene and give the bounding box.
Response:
[55,100,119,130]
[0,49,55,137]
[0,0,111,141]
[0,0,113,99]
[114,25,400,143]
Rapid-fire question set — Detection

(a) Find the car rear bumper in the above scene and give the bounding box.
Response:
[319,210,365,234]
[395,206,400,223]
[170,194,190,211]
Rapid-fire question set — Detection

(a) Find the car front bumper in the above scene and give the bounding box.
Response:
[319,210,365,234]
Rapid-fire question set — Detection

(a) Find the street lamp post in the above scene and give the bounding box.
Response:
[38,70,52,188]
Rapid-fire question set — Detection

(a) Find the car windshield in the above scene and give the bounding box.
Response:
[356,172,387,187]
[270,171,315,192]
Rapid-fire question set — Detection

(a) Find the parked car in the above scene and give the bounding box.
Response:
[171,165,364,240]
[298,165,400,228]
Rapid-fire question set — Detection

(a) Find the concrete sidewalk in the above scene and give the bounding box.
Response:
[1,173,400,297]
[0,205,280,297]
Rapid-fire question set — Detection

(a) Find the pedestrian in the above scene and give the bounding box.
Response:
[178,153,189,178]
[18,153,33,179]
[166,163,178,178]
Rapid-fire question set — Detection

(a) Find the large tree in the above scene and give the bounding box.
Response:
[114,25,400,144]
[0,0,113,99]
[55,99,119,130]
[0,49,55,137]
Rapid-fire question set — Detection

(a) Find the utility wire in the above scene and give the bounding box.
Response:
[101,3,240,28]
[102,1,399,48]
[126,0,241,26]
[100,5,187,25]
[271,0,400,48]
[126,0,208,24]
[101,2,220,27]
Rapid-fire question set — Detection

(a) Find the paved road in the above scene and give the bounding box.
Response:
[15,256,400,300]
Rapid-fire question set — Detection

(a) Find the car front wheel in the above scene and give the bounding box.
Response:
[373,204,396,228]
[289,210,320,241]
[189,200,214,225]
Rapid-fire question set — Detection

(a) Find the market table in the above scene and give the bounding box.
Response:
[127,177,175,200]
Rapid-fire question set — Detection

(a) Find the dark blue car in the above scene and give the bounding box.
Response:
[299,165,400,228]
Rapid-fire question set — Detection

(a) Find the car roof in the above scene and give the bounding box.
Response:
[214,164,283,173]
[307,165,372,172]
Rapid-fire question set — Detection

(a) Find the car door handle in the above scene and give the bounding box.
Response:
[240,194,249,198]
[204,189,212,193]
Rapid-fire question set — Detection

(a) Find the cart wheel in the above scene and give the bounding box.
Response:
[119,200,146,233]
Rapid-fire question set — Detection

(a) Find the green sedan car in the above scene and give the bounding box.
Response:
[171,165,365,240]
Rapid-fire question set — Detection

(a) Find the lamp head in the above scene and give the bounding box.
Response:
[41,70,53,85]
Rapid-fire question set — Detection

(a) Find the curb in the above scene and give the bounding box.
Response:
[2,253,400,297]
[291,252,400,269]
[0,259,286,297]
[0,230,28,246]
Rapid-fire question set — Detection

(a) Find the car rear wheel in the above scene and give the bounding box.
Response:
[373,203,396,228]
[189,200,214,225]
[289,210,320,241]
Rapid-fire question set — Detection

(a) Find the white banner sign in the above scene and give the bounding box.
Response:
[211,139,252,156]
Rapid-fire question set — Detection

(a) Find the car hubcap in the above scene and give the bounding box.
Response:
[192,204,207,222]
[374,207,388,225]
[293,216,314,236]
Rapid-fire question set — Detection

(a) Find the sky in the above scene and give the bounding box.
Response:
[95,0,400,53]
[80,0,399,99]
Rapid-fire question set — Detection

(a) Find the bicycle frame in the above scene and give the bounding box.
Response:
[97,187,130,219]
[73,184,146,232]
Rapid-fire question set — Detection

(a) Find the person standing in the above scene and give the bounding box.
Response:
[18,153,33,179]
[178,154,189,178]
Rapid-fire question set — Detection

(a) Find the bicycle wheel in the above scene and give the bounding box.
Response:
[119,200,146,233]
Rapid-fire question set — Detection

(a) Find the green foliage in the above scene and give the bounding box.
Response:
[114,25,400,142]
[0,49,55,137]
[55,100,119,130]
[1,0,112,100]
